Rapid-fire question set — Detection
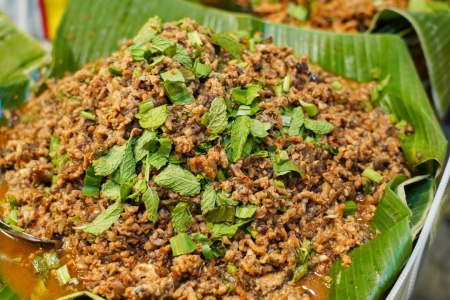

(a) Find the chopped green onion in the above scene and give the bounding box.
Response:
[287,3,308,22]
[217,169,226,181]
[236,105,251,116]
[128,44,149,61]
[156,138,172,157]
[362,168,383,184]
[273,80,283,97]
[363,179,372,195]
[108,65,122,76]
[282,76,291,93]
[395,119,408,129]
[139,100,154,114]
[8,196,19,209]
[56,265,71,286]
[380,74,391,88]
[170,233,198,256]
[133,69,142,78]
[389,113,399,124]
[253,150,268,158]
[9,224,25,232]
[249,38,256,52]
[274,180,285,187]
[235,205,258,219]
[146,55,165,70]
[32,255,49,275]
[331,81,342,90]
[44,252,60,269]
[12,257,22,263]
[281,115,292,127]
[188,31,203,47]
[204,206,236,223]
[82,164,102,198]
[343,201,357,216]
[193,59,212,78]
[275,150,289,164]
[371,85,379,102]
[246,226,259,238]
[227,264,237,273]
[299,100,318,117]
[279,206,287,212]
[80,111,96,121]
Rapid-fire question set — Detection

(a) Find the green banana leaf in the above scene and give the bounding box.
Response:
[0,11,46,111]
[369,7,450,118]
[0,277,21,300]
[0,0,447,299]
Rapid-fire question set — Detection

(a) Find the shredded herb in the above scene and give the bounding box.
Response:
[188,31,203,47]
[299,100,318,117]
[154,164,200,196]
[170,233,197,256]
[82,164,102,198]
[73,201,123,235]
[108,65,122,77]
[282,76,291,93]
[172,202,192,233]
[205,206,236,223]
[362,168,383,184]
[343,201,357,216]
[133,16,160,44]
[211,33,242,58]
[80,111,96,121]
[201,97,228,135]
[288,107,305,136]
[230,116,252,162]
[304,118,334,135]
[231,84,260,105]
[138,104,169,130]
[201,185,217,214]
[193,58,212,78]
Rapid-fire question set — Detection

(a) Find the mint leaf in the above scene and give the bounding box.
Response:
[138,104,169,130]
[289,107,305,136]
[269,152,304,178]
[133,17,161,45]
[211,33,242,58]
[142,187,160,223]
[230,116,251,162]
[162,81,194,105]
[92,144,126,176]
[201,97,228,135]
[134,130,158,162]
[101,180,121,201]
[161,69,185,83]
[73,201,123,235]
[235,205,258,219]
[207,218,252,239]
[173,44,192,67]
[201,185,217,214]
[172,202,192,234]
[151,36,176,55]
[250,119,271,138]
[113,138,136,184]
[217,190,239,206]
[231,84,260,105]
[304,119,334,135]
[82,164,102,198]
[156,138,172,157]
[147,153,168,170]
[154,164,201,196]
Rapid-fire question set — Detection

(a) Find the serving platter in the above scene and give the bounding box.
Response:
[0,0,447,299]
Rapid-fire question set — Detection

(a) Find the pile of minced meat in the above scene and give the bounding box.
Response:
[231,0,408,32]
[0,18,410,299]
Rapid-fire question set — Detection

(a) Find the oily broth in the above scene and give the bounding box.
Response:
[0,182,75,299]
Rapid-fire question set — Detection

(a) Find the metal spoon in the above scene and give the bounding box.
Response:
[0,219,62,248]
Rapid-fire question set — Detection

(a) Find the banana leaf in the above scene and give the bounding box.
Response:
[369,7,450,118]
[0,11,46,111]
[0,277,21,300]
[0,0,447,299]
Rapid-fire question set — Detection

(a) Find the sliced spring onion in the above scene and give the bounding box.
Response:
[216,169,226,181]
[292,263,308,281]
[8,196,18,209]
[108,65,122,76]
[343,201,357,216]
[236,105,252,116]
[253,150,268,158]
[80,111,96,121]
[204,206,236,223]
[331,80,342,90]
[249,38,256,52]
[274,180,285,187]
[9,224,24,232]
[363,179,372,195]
[44,252,61,269]
[287,2,308,22]
[273,80,283,97]
[362,168,383,184]
[193,59,212,78]
[12,257,22,263]
[139,100,154,114]
[395,119,408,129]
[279,206,287,212]
[128,44,149,61]
[227,264,237,273]
[299,100,318,117]
[188,31,203,47]
[56,265,71,286]
[82,164,102,198]
[281,115,292,127]
[275,150,289,164]
[246,226,259,238]
[170,233,197,256]
[235,205,258,219]
[282,76,291,93]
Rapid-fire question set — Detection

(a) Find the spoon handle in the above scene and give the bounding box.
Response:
[0,219,57,247]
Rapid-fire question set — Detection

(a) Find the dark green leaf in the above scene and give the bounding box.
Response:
[170,233,197,256]
[304,119,334,135]
[288,107,305,136]
[202,97,228,135]
[201,185,217,214]
[138,104,169,130]
[162,81,194,105]
[172,202,192,233]
[230,116,251,162]
[82,165,102,198]
[154,164,200,196]
[73,201,123,235]
[204,206,236,223]
[142,187,160,223]
[235,205,258,219]
[231,84,260,105]
[193,58,212,78]
[92,144,126,176]
[211,32,242,58]
[134,130,158,162]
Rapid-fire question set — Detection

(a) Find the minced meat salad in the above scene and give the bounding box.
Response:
[0,18,410,299]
